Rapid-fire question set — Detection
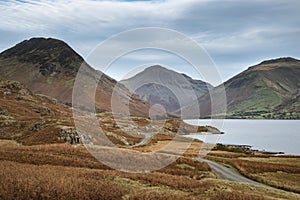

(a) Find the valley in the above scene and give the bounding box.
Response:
[0,37,299,199]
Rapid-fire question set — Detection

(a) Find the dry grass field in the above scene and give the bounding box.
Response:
[207,151,300,193]
[1,140,300,199]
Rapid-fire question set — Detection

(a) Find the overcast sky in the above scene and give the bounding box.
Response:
[1,0,299,85]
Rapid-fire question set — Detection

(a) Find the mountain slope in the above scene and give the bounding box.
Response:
[182,57,300,119]
[121,65,212,113]
[225,57,300,117]
[0,78,163,146]
[0,78,73,145]
[0,38,150,116]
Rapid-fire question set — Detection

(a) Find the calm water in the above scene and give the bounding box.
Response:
[184,119,300,155]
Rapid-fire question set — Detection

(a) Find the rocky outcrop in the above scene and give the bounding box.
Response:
[32,105,55,116]
[57,126,94,145]
[58,126,81,144]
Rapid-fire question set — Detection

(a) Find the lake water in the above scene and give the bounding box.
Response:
[184,119,300,155]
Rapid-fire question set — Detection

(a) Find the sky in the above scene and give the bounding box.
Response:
[0,0,299,85]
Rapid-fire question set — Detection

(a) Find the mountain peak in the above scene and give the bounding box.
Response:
[147,64,164,69]
[0,37,75,58]
[121,65,212,113]
[0,37,84,77]
[259,57,299,65]
[143,65,192,78]
[247,57,300,72]
[144,65,169,72]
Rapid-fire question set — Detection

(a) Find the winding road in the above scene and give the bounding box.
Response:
[197,158,262,185]
[130,133,261,186]
[130,133,152,148]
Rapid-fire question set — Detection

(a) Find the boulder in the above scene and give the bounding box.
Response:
[58,126,81,144]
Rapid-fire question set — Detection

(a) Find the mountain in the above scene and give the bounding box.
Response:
[182,57,300,119]
[2,39,298,119]
[120,65,212,113]
[0,38,151,116]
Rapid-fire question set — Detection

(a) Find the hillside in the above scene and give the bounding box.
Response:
[121,65,212,113]
[0,38,151,116]
[182,57,300,119]
[0,78,74,145]
[226,57,300,118]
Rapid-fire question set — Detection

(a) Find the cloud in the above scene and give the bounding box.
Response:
[0,0,299,82]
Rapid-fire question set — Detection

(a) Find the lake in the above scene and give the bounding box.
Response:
[184,119,300,155]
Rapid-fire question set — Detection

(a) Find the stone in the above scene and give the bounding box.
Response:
[30,122,41,131]
[18,88,31,95]
[58,126,81,144]
[33,106,55,116]
[3,91,12,97]
[15,95,24,100]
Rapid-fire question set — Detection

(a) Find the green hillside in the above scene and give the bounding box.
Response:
[225,57,300,118]
[182,57,300,119]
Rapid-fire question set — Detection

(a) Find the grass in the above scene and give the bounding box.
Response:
[63,78,75,87]
[207,151,300,193]
[176,163,196,170]
[1,140,299,199]
[0,161,126,200]
[219,162,241,174]
[239,157,300,166]
[251,172,300,193]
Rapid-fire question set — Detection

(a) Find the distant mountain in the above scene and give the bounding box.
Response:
[120,65,213,113]
[0,38,151,116]
[182,57,300,119]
